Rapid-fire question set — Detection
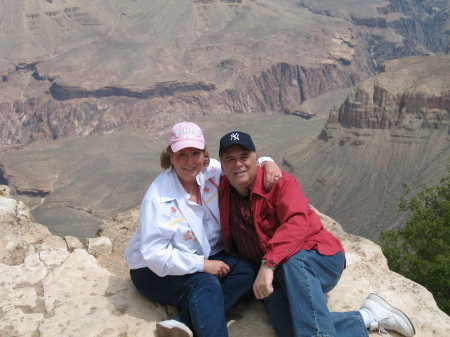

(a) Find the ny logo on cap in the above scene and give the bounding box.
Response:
[230,133,239,141]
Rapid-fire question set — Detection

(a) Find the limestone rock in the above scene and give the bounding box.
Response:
[64,235,84,252]
[85,236,113,257]
[0,189,164,337]
[1,188,449,337]
[0,186,10,198]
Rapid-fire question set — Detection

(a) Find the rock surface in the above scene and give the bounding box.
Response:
[0,187,164,337]
[1,187,449,337]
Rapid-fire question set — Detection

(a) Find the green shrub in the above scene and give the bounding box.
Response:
[380,169,450,315]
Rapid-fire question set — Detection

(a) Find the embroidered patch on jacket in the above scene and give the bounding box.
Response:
[183,230,196,242]
[203,186,210,193]
[171,206,177,214]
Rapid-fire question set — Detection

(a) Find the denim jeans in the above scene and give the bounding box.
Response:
[130,251,257,337]
[264,249,368,337]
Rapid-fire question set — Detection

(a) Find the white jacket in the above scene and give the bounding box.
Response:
[124,157,272,277]
[125,159,223,276]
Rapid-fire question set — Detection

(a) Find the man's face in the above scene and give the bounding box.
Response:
[220,145,258,195]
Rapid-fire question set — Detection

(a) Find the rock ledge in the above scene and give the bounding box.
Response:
[0,186,449,337]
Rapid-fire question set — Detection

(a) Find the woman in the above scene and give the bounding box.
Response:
[125,122,281,337]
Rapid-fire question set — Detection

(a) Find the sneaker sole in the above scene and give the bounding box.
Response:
[156,323,192,337]
[368,293,416,336]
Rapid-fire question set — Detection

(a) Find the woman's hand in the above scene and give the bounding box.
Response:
[253,264,275,299]
[203,259,231,278]
[261,161,282,191]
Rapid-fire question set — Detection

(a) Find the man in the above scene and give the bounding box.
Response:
[218,131,416,337]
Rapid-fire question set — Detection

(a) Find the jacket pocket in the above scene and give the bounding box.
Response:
[257,208,278,237]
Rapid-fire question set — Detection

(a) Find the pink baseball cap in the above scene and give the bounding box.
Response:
[168,122,205,152]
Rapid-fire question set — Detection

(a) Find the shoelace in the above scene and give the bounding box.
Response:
[369,320,392,337]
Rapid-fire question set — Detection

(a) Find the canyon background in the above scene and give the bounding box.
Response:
[0,0,448,242]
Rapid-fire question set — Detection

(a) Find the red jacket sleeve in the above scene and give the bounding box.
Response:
[252,168,343,266]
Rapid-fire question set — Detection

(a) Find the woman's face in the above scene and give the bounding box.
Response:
[170,147,205,185]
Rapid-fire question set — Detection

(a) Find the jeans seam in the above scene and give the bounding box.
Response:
[188,281,203,336]
[299,250,323,336]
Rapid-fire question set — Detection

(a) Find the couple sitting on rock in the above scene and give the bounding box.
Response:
[125,121,416,337]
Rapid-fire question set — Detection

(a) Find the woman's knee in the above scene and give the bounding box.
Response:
[194,274,222,293]
[188,276,224,309]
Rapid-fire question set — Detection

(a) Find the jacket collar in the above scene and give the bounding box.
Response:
[250,166,265,196]
[160,167,180,203]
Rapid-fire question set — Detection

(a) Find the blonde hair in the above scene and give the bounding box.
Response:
[160,145,210,169]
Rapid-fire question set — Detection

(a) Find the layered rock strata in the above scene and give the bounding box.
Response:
[1,60,365,147]
[1,0,448,147]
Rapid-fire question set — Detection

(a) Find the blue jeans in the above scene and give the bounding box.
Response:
[130,251,257,337]
[264,250,368,337]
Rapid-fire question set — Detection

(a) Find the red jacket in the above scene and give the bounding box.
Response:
[219,167,345,267]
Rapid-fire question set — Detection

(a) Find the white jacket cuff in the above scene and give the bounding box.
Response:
[258,156,274,165]
[196,255,205,272]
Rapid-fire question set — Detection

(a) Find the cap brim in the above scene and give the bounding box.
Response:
[171,140,205,152]
[219,144,253,155]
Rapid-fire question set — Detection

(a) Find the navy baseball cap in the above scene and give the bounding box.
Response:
[219,131,256,155]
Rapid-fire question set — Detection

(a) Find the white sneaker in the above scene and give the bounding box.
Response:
[361,293,416,336]
[156,319,193,337]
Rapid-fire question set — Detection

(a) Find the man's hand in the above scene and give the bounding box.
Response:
[203,259,230,278]
[261,161,282,191]
[253,264,275,299]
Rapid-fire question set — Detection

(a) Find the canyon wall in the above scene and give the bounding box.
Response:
[1,0,448,148]
[1,60,365,147]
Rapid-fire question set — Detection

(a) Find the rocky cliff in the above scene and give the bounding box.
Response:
[1,186,449,337]
[0,1,448,248]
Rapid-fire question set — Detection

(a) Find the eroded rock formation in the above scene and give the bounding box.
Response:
[320,55,450,140]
